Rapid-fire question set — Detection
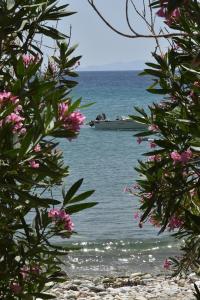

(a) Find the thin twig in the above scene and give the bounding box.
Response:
[125,0,139,35]
[87,0,186,39]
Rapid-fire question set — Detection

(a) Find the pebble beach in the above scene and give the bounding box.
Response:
[50,272,199,300]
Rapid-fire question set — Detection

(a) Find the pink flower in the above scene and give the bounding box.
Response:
[48,209,74,232]
[170,8,181,19]
[14,104,22,112]
[0,91,11,102]
[148,155,161,162]
[58,102,69,121]
[134,212,139,219]
[166,8,180,25]
[163,259,171,270]
[48,208,60,218]
[133,183,140,190]
[22,54,34,66]
[137,137,143,144]
[189,188,197,197]
[34,144,41,152]
[0,91,25,134]
[170,151,182,162]
[63,111,85,132]
[123,185,129,193]
[170,149,192,164]
[180,149,192,163]
[10,282,22,295]
[20,265,40,279]
[20,266,29,279]
[5,113,24,124]
[148,140,157,148]
[156,7,167,17]
[58,102,85,133]
[64,218,74,231]
[144,192,153,199]
[168,216,183,231]
[29,159,40,169]
[148,124,159,132]
[19,127,26,135]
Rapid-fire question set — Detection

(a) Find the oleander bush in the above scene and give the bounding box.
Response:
[130,0,200,278]
[0,1,96,298]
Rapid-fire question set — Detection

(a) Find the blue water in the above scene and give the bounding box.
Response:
[56,71,178,276]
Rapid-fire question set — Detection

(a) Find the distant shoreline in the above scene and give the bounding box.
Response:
[78,69,143,72]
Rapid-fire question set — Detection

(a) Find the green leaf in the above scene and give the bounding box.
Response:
[147,88,170,94]
[181,65,200,75]
[143,149,166,156]
[68,98,82,113]
[129,115,148,124]
[191,146,200,152]
[140,69,166,78]
[68,190,95,204]
[80,102,95,109]
[19,128,35,158]
[66,202,97,214]
[145,62,161,69]
[16,58,25,78]
[63,178,83,205]
[133,106,148,118]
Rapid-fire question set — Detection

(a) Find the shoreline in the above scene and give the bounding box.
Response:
[50,272,199,299]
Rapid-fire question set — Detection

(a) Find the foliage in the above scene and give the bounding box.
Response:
[0,1,96,298]
[130,0,200,280]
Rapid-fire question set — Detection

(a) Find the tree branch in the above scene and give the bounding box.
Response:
[87,0,186,39]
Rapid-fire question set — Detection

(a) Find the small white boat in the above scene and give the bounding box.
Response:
[89,117,147,131]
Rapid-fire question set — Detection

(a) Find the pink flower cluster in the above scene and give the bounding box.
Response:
[144,192,153,199]
[168,215,183,231]
[137,137,144,144]
[27,144,41,168]
[0,91,26,135]
[170,149,192,164]
[148,140,157,148]
[148,154,161,162]
[134,212,140,220]
[29,159,40,169]
[10,282,22,295]
[123,183,140,194]
[48,208,74,232]
[22,54,36,67]
[58,102,85,132]
[163,258,171,270]
[156,0,181,25]
[34,143,41,152]
[20,265,40,279]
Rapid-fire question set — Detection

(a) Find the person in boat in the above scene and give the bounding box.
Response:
[89,120,95,127]
[102,113,106,120]
[96,113,106,121]
[96,114,102,121]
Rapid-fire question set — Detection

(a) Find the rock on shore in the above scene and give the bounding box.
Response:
[49,272,199,299]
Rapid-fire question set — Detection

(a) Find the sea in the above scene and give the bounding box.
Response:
[55,71,179,277]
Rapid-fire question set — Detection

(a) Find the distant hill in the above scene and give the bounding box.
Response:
[78,60,146,71]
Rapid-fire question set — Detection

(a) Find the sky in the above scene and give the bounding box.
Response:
[55,0,168,70]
